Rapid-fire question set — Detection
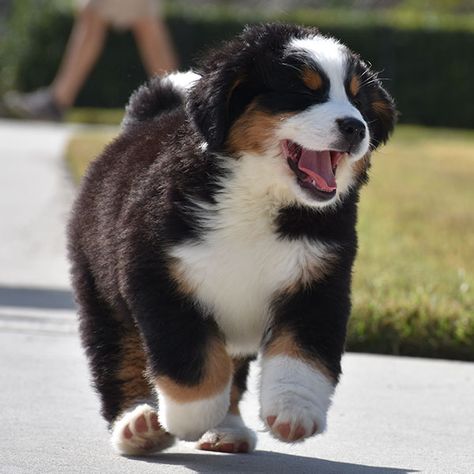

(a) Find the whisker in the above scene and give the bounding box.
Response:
[358,68,373,80]
[281,62,303,73]
[359,77,391,88]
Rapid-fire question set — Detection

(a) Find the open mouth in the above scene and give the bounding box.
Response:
[281,139,346,201]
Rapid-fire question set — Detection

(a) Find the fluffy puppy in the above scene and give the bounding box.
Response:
[68,23,396,455]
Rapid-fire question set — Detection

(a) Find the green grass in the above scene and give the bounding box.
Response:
[65,124,474,360]
[349,126,474,360]
[66,129,118,183]
[66,108,124,126]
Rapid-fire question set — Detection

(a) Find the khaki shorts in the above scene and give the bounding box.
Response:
[78,0,161,28]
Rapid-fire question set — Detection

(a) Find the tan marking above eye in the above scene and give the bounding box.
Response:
[302,68,323,91]
[350,74,361,96]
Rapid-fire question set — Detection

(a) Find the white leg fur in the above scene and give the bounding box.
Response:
[111,403,175,455]
[260,356,335,442]
[158,381,231,441]
[197,413,257,453]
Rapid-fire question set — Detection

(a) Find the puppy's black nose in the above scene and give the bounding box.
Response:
[337,117,366,147]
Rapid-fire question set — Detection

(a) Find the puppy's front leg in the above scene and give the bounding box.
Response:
[155,336,233,441]
[260,286,349,442]
[260,339,336,442]
[124,268,233,442]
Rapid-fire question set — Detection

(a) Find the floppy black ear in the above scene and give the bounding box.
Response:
[187,23,320,152]
[186,30,272,152]
[357,69,397,149]
[350,58,397,150]
[187,63,248,151]
[367,81,397,149]
[186,26,261,151]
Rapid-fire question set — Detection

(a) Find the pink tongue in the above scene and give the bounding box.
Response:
[298,150,336,192]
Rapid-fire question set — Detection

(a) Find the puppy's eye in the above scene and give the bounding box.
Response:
[298,87,320,97]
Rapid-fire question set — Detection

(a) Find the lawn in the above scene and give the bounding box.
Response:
[350,126,474,360]
[65,124,474,361]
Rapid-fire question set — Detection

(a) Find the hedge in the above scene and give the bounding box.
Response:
[1,3,473,128]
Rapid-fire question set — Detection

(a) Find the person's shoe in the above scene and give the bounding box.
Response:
[2,88,64,122]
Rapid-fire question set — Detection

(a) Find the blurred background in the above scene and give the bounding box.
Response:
[1,0,473,127]
[0,0,472,361]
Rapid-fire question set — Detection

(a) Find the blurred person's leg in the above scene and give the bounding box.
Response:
[132,16,178,76]
[89,0,177,75]
[2,0,178,121]
[51,3,108,108]
[2,2,108,121]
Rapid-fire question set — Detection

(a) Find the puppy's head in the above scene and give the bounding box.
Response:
[188,23,396,208]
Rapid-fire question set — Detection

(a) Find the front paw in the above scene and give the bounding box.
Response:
[157,382,231,441]
[262,398,320,442]
[260,355,335,442]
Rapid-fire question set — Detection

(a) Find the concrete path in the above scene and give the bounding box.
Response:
[0,119,473,473]
[0,119,74,289]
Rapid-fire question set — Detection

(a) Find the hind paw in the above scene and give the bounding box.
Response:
[111,404,175,455]
[196,414,256,454]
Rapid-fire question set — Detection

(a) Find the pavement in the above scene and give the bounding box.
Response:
[0,118,473,474]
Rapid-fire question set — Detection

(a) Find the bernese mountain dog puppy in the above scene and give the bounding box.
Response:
[68,23,396,455]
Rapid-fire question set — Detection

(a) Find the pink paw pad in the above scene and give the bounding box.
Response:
[199,440,250,453]
[266,415,317,442]
[196,415,257,454]
[112,404,175,456]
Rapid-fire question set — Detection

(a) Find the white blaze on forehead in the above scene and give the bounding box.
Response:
[280,34,370,167]
[289,35,349,101]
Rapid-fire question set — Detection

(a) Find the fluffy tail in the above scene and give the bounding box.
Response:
[122,71,200,129]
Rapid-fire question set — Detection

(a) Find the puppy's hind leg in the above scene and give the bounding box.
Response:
[197,357,257,454]
[111,400,175,456]
[72,261,174,456]
[108,330,175,456]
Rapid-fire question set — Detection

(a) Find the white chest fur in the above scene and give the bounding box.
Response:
[170,154,335,356]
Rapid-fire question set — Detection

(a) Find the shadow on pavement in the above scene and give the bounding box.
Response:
[128,450,417,474]
[0,286,75,310]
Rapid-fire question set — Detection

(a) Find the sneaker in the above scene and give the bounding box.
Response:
[2,88,64,122]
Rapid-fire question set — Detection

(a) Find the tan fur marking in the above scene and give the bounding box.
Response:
[302,68,323,91]
[278,252,338,296]
[227,76,245,104]
[228,357,249,415]
[372,99,392,118]
[118,332,153,409]
[229,385,241,415]
[265,331,336,383]
[227,102,291,155]
[157,338,232,402]
[168,258,197,296]
[349,74,361,96]
[353,153,371,179]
